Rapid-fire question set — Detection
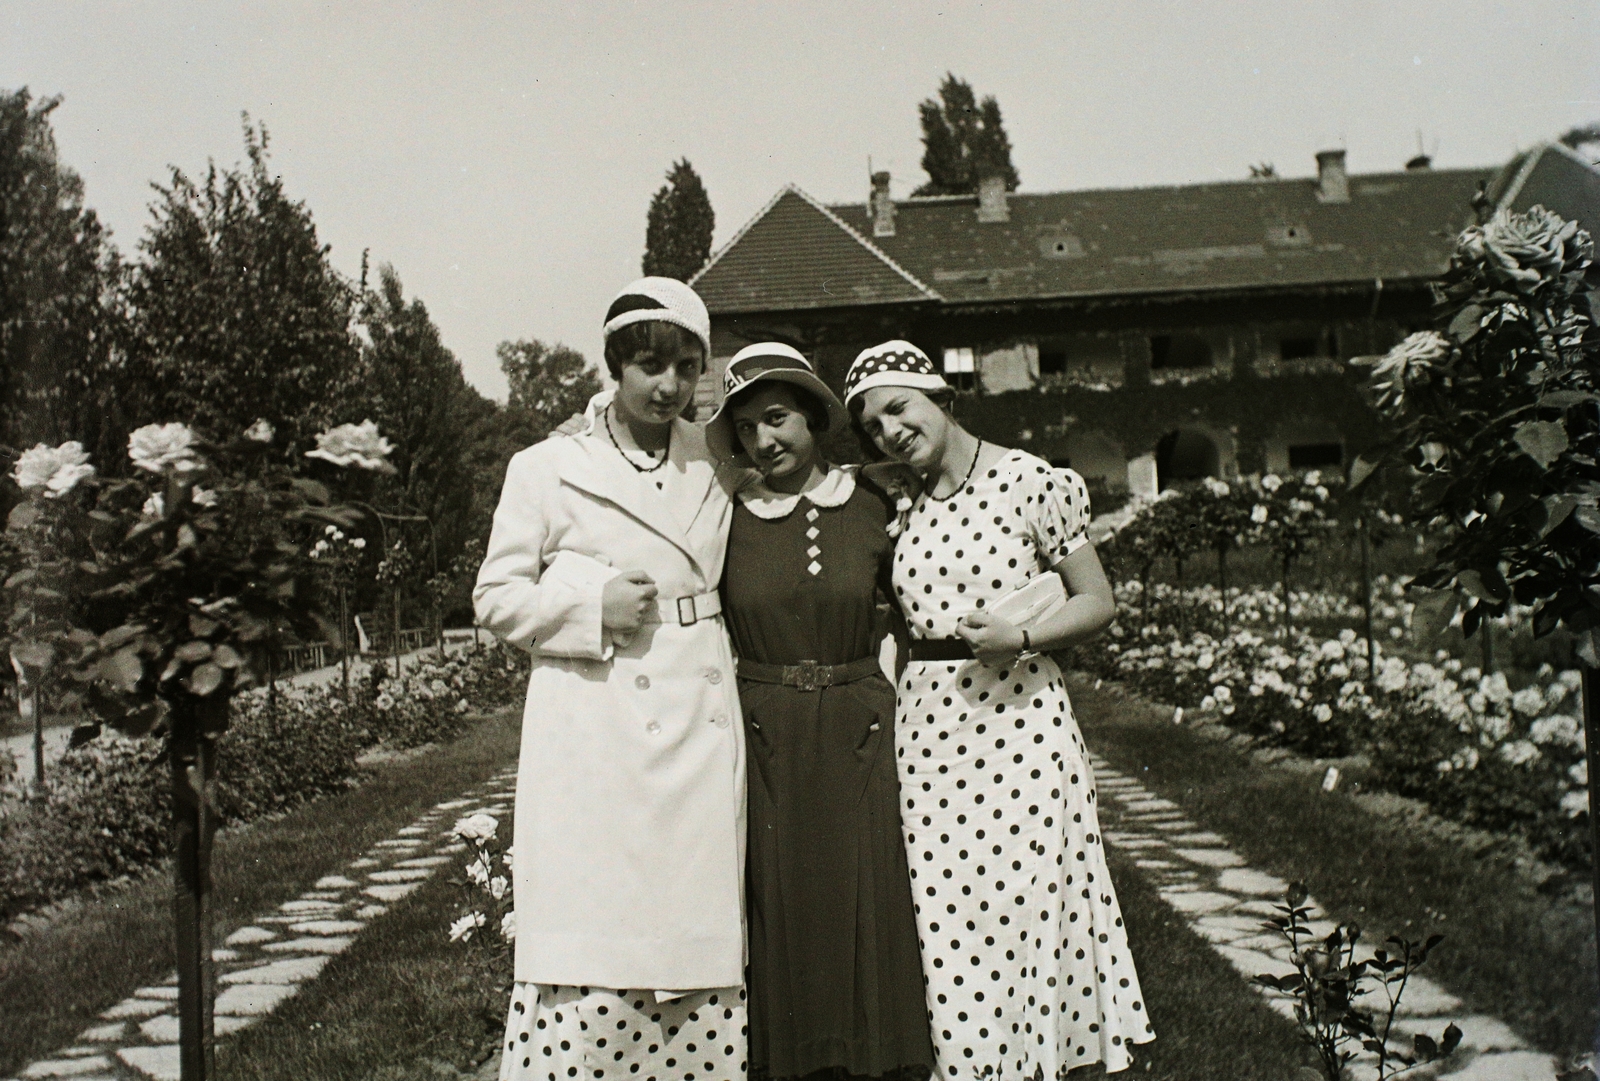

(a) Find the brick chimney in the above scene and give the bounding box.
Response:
[1315,149,1349,203]
[870,171,896,237]
[976,171,1009,223]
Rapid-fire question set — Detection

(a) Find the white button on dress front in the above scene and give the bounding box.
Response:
[635,675,650,690]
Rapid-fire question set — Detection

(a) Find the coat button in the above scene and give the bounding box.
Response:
[646,720,661,735]
[635,675,650,690]
[712,714,730,729]
[705,668,723,684]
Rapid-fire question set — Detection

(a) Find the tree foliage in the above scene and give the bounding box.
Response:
[499,338,602,447]
[0,89,118,459]
[121,119,361,458]
[1557,121,1600,156]
[913,74,1020,197]
[642,159,714,281]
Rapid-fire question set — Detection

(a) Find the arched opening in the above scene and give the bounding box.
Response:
[1155,429,1220,489]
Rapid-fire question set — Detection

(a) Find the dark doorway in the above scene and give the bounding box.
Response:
[1155,429,1220,488]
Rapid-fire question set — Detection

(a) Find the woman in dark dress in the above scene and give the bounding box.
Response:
[704,343,934,1081]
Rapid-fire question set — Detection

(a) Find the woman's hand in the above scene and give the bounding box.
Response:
[602,571,658,638]
[955,611,1026,665]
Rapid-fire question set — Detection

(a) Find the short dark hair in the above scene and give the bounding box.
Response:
[726,380,831,433]
[603,321,706,380]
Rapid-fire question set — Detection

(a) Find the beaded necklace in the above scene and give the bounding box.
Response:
[603,404,670,473]
[928,438,984,503]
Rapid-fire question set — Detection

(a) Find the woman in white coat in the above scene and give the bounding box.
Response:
[475,278,749,1081]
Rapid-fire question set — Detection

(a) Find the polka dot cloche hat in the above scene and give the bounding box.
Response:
[703,342,847,463]
[843,340,949,407]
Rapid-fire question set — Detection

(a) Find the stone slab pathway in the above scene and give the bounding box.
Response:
[6,766,517,1081]
[1090,753,1561,1081]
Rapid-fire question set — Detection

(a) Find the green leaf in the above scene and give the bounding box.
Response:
[1413,1033,1438,1060]
[189,613,221,638]
[1458,569,1508,604]
[104,646,144,693]
[1540,390,1599,408]
[4,568,38,589]
[290,477,331,504]
[110,701,163,738]
[1411,589,1461,643]
[7,502,40,530]
[1513,420,1568,469]
[1440,1024,1462,1056]
[11,640,55,669]
[1540,495,1577,538]
[212,643,243,669]
[185,662,224,697]
[68,723,102,749]
[1575,506,1600,534]
[99,623,146,651]
[1348,455,1381,490]
[1448,303,1484,342]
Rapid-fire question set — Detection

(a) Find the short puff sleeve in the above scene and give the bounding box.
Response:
[1019,461,1092,564]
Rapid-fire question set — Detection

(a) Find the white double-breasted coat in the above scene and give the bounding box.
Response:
[473,418,745,991]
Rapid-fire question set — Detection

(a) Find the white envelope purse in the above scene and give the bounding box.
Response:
[986,571,1067,631]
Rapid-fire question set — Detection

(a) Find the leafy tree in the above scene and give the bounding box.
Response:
[121,119,361,459]
[358,263,478,562]
[1558,121,1600,156]
[642,159,714,281]
[913,74,1020,197]
[0,89,119,460]
[498,338,602,448]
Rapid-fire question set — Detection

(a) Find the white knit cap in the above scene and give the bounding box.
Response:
[602,277,712,361]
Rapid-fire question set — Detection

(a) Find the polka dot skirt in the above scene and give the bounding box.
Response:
[500,983,747,1081]
[890,452,1153,1077]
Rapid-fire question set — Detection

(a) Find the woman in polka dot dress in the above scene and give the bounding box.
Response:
[844,342,1155,1080]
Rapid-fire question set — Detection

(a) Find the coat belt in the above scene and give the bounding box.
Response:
[646,590,722,627]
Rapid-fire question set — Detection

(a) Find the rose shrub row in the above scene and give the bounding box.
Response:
[1068,581,1589,869]
[0,638,530,925]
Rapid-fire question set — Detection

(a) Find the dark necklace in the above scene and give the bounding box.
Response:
[604,405,670,473]
[930,438,983,502]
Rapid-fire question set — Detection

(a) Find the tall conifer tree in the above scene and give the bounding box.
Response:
[642,159,714,281]
[913,74,1020,197]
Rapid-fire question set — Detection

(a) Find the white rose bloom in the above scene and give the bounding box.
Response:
[12,443,62,490]
[45,461,95,497]
[244,419,276,443]
[305,419,397,472]
[1261,474,1282,492]
[1497,740,1540,767]
[453,812,500,842]
[1562,790,1589,818]
[449,911,485,942]
[500,911,517,941]
[142,493,166,519]
[1312,703,1333,723]
[1251,504,1269,524]
[1510,687,1544,717]
[128,422,203,474]
[351,537,367,549]
[191,487,219,508]
[488,876,508,900]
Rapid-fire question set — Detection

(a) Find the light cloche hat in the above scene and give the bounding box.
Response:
[703,342,847,463]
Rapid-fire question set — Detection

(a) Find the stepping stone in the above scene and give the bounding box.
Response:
[216,1015,254,1036]
[355,905,388,919]
[1172,848,1246,868]
[440,842,468,853]
[215,982,299,1016]
[1214,944,1298,982]
[133,986,180,1001]
[1135,859,1175,870]
[118,1045,181,1081]
[279,900,340,914]
[303,891,344,900]
[1391,977,1464,1017]
[53,1047,102,1058]
[1150,820,1200,832]
[364,882,422,902]
[100,997,168,1020]
[141,1014,181,1043]
[375,839,421,848]
[1232,899,1289,918]
[225,926,277,946]
[1218,868,1290,897]
[1122,798,1180,811]
[1160,889,1238,914]
[1228,933,1289,953]
[219,956,329,985]
[1440,1050,1558,1080]
[77,1023,127,1042]
[1391,1013,1526,1052]
[349,858,381,869]
[288,918,365,935]
[21,1056,115,1077]
[1166,831,1228,845]
[394,856,451,868]
[212,948,239,961]
[368,867,431,883]
[1192,917,1253,945]
[1124,811,1188,822]
[262,936,353,955]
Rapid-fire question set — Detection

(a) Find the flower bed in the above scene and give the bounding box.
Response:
[0,639,531,925]
[1067,581,1590,871]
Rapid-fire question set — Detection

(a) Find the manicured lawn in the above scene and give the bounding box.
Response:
[1070,674,1599,1059]
[0,709,520,1079]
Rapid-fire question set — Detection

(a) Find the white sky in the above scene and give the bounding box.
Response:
[6,1,1597,400]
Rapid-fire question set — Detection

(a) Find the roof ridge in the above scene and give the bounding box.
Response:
[689,184,792,288]
[783,185,942,300]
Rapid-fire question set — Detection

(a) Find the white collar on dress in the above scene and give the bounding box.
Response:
[735,464,857,520]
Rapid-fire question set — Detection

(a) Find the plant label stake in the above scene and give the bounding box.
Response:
[171,695,225,1080]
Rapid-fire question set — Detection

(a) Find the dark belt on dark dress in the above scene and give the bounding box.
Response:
[907,638,976,662]
[736,656,882,692]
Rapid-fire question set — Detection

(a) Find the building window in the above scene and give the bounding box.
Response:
[1288,442,1343,468]
[1149,333,1212,370]
[943,346,976,390]
[1038,347,1067,375]
[1279,327,1339,360]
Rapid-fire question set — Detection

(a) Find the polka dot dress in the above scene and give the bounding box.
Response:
[500,983,747,1081]
[890,451,1154,1078]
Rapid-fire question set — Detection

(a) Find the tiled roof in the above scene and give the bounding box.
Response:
[690,186,938,313]
[1489,141,1600,241]
[695,167,1497,315]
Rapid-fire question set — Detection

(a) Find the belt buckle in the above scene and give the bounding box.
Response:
[677,597,696,626]
[791,659,823,692]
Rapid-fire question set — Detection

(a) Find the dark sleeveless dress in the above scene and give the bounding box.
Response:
[721,469,934,1081]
